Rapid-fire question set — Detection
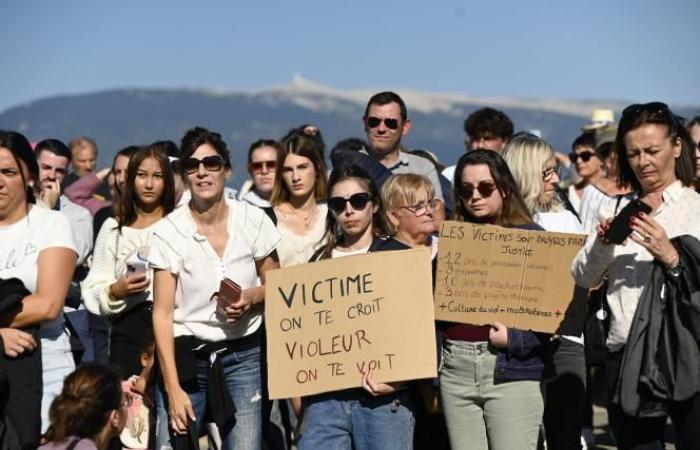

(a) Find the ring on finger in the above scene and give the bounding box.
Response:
[644,235,652,243]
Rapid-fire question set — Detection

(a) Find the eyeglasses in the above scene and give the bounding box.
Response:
[542,166,558,182]
[250,160,276,174]
[401,198,438,217]
[182,155,225,175]
[569,151,597,164]
[328,193,371,213]
[457,182,497,200]
[621,102,682,131]
[366,116,400,130]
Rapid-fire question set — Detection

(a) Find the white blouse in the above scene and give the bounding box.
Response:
[572,181,700,351]
[275,204,328,267]
[82,217,157,316]
[149,198,279,342]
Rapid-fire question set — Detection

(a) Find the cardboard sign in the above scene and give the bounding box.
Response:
[265,247,437,399]
[434,221,586,333]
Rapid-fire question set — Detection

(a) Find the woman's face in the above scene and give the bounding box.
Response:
[133,156,165,209]
[459,164,504,222]
[625,123,681,193]
[281,153,316,200]
[0,148,29,217]
[604,151,619,178]
[388,187,436,240]
[186,143,229,202]
[540,156,560,206]
[249,146,278,197]
[330,178,376,240]
[572,145,603,180]
[689,124,700,177]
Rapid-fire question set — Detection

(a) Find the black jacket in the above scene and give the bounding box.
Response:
[617,235,700,417]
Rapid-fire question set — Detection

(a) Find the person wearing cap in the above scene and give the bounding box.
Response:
[0,130,78,441]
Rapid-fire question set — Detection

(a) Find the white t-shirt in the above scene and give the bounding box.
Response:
[0,205,77,330]
[149,198,280,342]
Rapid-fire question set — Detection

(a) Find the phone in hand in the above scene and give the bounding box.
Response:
[126,260,147,275]
[603,198,653,244]
[218,277,241,306]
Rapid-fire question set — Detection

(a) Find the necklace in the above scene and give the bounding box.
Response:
[280,204,318,229]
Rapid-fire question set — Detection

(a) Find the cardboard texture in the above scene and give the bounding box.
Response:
[434,221,586,333]
[265,247,437,399]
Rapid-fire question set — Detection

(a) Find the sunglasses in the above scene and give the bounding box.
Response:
[542,166,558,181]
[328,193,372,213]
[457,181,497,200]
[366,116,400,130]
[569,151,597,164]
[621,102,682,131]
[250,160,276,174]
[182,155,225,175]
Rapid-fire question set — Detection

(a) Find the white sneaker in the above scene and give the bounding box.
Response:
[581,427,596,449]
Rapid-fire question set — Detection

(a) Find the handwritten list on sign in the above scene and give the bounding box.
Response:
[265,247,437,399]
[434,221,586,333]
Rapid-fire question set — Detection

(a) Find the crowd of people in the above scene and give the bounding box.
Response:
[1,92,699,450]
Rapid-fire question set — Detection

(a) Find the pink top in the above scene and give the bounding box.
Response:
[64,173,112,215]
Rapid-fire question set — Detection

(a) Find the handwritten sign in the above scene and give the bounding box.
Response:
[434,221,586,333]
[265,247,437,399]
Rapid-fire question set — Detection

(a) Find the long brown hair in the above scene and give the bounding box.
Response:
[452,149,532,227]
[270,133,327,206]
[43,364,122,443]
[117,144,176,229]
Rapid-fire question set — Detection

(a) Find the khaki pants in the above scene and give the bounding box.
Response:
[439,340,543,450]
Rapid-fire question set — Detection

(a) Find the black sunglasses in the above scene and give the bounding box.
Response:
[621,102,682,131]
[182,155,225,175]
[328,193,372,213]
[569,151,597,164]
[366,116,399,130]
[457,181,497,200]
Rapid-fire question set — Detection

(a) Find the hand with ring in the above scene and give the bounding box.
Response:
[628,212,679,266]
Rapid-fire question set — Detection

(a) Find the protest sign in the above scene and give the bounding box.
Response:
[265,247,437,399]
[434,221,586,333]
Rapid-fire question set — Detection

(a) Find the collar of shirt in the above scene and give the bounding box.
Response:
[385,152,411,171]
[662,179,684,204]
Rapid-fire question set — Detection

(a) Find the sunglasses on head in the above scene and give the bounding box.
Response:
[250,160,276,174]
[182,155,225,175]
[457,181,497,200]
[621,101,682,131]
[366,116,400,130]
[328,193,371,213]
[569,151,597,164]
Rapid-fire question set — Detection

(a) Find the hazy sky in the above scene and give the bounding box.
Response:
[2,0,698,113]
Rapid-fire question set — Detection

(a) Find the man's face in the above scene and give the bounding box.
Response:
[37,150,70,185]
[467,134,507,152]
[71,145,97,176]
[364,102,411,156]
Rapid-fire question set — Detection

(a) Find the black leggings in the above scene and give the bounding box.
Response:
[606,350,700,450]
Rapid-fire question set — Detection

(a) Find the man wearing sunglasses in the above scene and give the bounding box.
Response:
[362,91,446,224]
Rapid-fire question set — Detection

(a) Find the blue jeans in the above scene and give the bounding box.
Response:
[297,390,415,450]
[156,344,263,450]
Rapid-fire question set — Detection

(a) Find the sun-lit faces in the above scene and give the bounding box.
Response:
[624,123,681,193]
[571,145,602,180]
[540,157,560,206]
[389,187,436,240]
[689,124,700,177]
[37,151,69,185]
[0,148,30,221]
[459,164,504,222]
[282,153,316,199]
[71,145,96,176]
[187,143,229,202]
[330,178,376,240]
[365,102,410,157]
[133,157,165,208]
[249,146,278,197]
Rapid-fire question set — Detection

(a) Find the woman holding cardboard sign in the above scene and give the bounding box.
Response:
[149,127,280,450]
[572,103,700,449]
[298,167,421,450]
[440,149,548,450]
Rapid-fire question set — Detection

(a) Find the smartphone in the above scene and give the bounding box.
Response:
[218,277,241,306]
[604,198,652,244]
[126,260,147,275]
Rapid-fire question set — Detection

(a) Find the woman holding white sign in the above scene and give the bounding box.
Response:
[440,149,548,450]
[149,127,280,450]
[572,103,700,449]
[503,133,588,450]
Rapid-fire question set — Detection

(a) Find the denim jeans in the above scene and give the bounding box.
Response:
[155,344,263,450]
[297,390,415,450]
[39,325,75,433]
[439,340,543,450]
